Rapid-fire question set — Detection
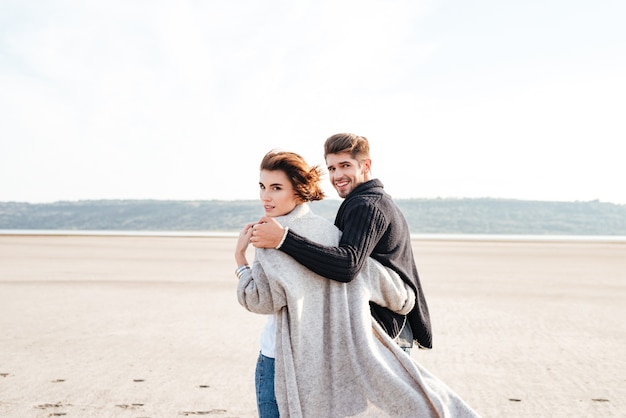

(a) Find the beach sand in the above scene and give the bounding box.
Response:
[0,235,624,417]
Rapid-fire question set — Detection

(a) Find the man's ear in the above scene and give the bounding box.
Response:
[363,158,372,174]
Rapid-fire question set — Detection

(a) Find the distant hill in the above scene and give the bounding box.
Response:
[1,198,626,235]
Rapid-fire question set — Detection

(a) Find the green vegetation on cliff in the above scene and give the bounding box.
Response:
[1,198,625,235]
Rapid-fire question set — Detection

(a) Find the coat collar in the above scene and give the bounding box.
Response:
[275,203,311,228]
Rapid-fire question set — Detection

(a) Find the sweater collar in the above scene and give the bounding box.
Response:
[347,178,384,198]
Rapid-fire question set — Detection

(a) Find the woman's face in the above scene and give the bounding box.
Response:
[259,169,300,217]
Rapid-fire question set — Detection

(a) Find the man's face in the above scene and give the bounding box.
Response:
[326,151,371,198]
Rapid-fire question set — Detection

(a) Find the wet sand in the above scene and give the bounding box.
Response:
[0,235,624,417]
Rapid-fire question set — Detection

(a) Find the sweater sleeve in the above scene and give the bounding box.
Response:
[279,200,388,282]
[236,258,277,314]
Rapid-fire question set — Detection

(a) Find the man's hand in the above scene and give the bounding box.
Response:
[251,217,285,248]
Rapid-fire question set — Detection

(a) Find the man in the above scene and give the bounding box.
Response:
[251,133,432,350]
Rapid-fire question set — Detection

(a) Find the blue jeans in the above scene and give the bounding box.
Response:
[396,321,413,356]
[255,352,279,418]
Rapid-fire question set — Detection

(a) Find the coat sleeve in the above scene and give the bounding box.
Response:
[236,258,278,315]
[360,257,416,315]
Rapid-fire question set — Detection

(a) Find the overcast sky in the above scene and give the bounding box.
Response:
[1,0,625,204]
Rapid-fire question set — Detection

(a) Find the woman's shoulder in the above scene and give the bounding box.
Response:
[294,211,339,245]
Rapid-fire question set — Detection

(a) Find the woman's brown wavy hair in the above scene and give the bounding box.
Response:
[260,150,325,202]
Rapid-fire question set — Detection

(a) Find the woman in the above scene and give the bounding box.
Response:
[234,149,331,417]
[235,150,479,417]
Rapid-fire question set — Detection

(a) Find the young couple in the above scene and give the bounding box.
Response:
[235,133,480,417]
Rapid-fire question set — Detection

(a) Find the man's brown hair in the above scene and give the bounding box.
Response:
[323,133,370,163]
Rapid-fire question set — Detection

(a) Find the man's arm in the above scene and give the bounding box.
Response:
[252,202,387,282]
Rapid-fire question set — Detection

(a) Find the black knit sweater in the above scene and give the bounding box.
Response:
[279,179,432,349]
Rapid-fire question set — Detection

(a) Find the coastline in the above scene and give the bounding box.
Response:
[2,229,626,243]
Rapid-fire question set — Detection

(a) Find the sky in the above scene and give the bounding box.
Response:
[1,0,625,204]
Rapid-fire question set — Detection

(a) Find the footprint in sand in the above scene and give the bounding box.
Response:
[116,403,145,409]
[179,410,227,416]
[0,373,10,378]
[34,402,72,416]
[35,402,71,409]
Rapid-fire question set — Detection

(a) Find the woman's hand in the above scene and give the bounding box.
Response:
[235,222,255,266]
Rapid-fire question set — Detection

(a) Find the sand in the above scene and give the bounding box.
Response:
[0,234,624,417]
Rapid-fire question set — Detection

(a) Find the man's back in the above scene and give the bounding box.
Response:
[334,179,432,348]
